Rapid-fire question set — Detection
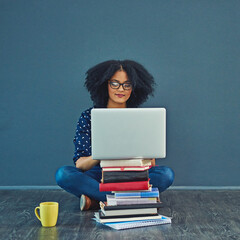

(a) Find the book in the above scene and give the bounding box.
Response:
[102,165,151,172]
[100,202,163,210]
[106,195,157,206]
[112,187,152,193]
[94,212,169,223]
[100,159,152,168]
[103,217,172,230]
[99,212,159,219]
[99,180,150,192]
[99,208,158,217]
[114,187,159,198]
[102,170,149,183]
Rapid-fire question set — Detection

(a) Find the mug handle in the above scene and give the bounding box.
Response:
[34,207,41,221]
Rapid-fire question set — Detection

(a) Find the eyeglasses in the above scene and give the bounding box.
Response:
[109,81,132,90]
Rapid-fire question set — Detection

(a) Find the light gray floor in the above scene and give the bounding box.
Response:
[0,189,239,240]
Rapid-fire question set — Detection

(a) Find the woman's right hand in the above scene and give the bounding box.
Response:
[75,155,100,171]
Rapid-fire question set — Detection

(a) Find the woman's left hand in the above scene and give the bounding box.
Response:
[151,158,156,167]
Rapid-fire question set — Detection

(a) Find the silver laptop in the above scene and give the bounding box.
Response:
[91,108,166,160]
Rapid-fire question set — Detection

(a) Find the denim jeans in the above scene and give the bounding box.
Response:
[55,165,174,202]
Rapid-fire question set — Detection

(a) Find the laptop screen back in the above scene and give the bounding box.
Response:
[91,108,166,160]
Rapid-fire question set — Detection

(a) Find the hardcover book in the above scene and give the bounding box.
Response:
[100,159,152,168]
[102,170,149,183]
[99,180,150,192]
[99,208,158,217]
[114,187,159,198]
[106,195,157,206]
[102,165,151,172]
[100,201,163,210]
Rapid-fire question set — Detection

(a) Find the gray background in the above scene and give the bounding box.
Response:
[1,0,239,186]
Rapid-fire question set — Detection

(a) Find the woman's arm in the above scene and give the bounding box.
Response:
[76,156,155,171]
[75,155,100,171]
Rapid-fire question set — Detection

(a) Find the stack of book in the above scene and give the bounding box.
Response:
[93,158,171,230]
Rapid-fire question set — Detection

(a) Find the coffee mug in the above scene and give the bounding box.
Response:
[35,202,59,227]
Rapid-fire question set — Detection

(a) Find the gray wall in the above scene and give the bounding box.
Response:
[1,0,239,186]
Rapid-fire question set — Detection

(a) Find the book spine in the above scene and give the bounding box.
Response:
[115,192,141,198]
[101,202,163,210]
[115,192,159,198]
[99,180,150,192]
[113,198,157,205]
[102,166,151,171]
[102,170,149,183]
[140,192,159,198]
[100,159,152,167]
[99,212,158,219]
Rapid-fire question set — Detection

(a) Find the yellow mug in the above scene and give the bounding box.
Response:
[35,202,59,227]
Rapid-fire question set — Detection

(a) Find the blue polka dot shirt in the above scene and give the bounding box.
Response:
[73,107,93,164]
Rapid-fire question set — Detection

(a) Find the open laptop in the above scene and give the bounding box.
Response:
[91,108,166,160]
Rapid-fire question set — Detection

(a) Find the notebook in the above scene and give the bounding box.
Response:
[104,217,172,230]
[93,213,172,230]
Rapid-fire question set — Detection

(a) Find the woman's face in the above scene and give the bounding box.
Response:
[107,70,132,108]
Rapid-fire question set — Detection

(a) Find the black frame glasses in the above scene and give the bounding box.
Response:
[108,81,132,90]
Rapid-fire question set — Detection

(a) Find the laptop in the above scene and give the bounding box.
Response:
[91,108,166,160]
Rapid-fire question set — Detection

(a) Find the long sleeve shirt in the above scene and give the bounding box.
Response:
[73,107,93,164]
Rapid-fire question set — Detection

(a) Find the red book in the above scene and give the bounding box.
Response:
[99,180,150,192]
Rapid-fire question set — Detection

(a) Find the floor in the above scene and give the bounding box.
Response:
[0,189,239,240]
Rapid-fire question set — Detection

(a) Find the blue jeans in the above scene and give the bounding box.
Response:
[55,165,174,202]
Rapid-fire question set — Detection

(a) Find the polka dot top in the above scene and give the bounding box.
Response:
[73,107,93,164]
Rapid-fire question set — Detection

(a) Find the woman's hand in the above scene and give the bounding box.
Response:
[75,156,100,171]
[151,158,156,167]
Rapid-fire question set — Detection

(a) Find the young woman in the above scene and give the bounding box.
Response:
[55,60,174,210]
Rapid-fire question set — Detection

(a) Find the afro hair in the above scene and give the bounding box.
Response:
[84,60,155,108]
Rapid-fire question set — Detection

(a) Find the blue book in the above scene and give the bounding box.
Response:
[115,188,159,198]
